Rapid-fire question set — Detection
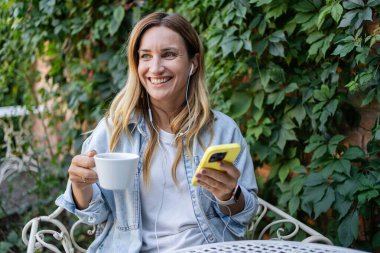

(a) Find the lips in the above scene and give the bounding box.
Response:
[149,77,171,84]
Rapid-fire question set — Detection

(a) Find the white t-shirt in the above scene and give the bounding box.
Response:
[140,129,206,253]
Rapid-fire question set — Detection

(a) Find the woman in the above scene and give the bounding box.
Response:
[56,12,258,253]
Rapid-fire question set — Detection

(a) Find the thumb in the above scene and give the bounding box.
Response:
[87,150,97,157]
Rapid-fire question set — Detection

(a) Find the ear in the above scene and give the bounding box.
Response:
[190,53,200,75]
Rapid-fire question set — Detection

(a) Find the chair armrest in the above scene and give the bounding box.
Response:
[22,206,94,253]
[245,197,333,245]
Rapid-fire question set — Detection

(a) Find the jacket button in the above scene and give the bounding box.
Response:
[208,235,215,242]
[88,216,96,223]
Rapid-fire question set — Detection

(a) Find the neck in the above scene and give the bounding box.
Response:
[149,103,182,132]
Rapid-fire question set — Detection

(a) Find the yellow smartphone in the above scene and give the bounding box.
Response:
[191,143,241,186]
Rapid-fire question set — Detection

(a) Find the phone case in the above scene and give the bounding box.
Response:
[191,143,241,186]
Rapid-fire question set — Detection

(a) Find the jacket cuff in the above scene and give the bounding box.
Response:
[55,182,109,225]
[214,186,258,237]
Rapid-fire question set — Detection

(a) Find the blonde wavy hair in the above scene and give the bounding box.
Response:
[105,13,213,186]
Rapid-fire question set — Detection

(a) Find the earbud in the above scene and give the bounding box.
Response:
[189,63,194,76]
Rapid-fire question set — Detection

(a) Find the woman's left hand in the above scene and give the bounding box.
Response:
[195,161,240,201]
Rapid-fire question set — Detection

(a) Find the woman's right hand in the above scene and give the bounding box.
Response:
[68,150,98,209]
[68,150,98,189]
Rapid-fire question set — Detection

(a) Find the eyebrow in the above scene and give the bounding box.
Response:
[138,47,179,53]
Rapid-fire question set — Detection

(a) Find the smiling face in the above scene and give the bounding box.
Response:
[138,26,196,111]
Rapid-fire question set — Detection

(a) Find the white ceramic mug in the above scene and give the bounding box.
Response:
[93,152,139,190]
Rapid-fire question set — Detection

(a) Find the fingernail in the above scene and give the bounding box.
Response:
[196,173,201,178]
[219,162,228,168]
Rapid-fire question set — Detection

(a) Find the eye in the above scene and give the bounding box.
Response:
[139,53,152,60]
[162,51,177,59]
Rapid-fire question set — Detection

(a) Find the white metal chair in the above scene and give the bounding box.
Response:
[22,196,333,253]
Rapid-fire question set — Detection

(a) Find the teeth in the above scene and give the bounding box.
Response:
[150,78,169,84]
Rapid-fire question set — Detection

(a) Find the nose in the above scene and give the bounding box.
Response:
[150,57,164,74]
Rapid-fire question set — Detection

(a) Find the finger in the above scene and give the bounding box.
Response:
[198,169,236,188]
[195,173,233,196]
[196,174,224,189]
[72,155,96,169]
[196,179,219,195]
[198,169,228,185]
[68,165,98,180]
[87,150,97,157]
[71,174,98,184]
[219,161,241,179]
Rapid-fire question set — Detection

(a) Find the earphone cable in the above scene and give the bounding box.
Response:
[200,187,232,242]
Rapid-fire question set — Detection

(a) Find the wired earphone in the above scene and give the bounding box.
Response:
[146,63,232,252]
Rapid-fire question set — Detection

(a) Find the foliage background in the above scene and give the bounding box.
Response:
[0,0,379,252]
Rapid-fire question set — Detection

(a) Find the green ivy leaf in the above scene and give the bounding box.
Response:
[108,6,125,36]
[314,186,335,218]
[221,37,236,57]
[305,172,325,186]
[357,189,379,205]
[331,3,343,23]
[289,196,300,215]
[253,91,265,109]
[343,0,365,9]
[269,42,285,57]
[7,230,18,245]
[278,191,292,206]
[321,161,335,178]
[229,92,252,118]
[252,39,268,57]
[208,34,223,48]
[279,158,300,182]
[335,192,352,220]
[338,211,358,247]
[234,1,248,17]
[321,33,335,56]
[308,39,324,56]
[336,159,352,176]
[328,134,345,154]
[338,9,359,28]
[342,146,365,160]
[312,145,328,160]
[287,104,306,126]
[329,135,345,145]
[291,176,305,194]
[277,128,297,151]
[303,184,328,203]
[284,82,298,93]
[317,5,332,29]
[368,0,380,7]
[269,30,286,43]
[326,99,339,115]
[306,32,324,44]
[332,43,355,57]
[305,135,325,153]
[279,165,290,182]
[39,0,56,16]
[0,242,12,253]
[336,179,357,197]
[267,90,285,108]
[345,80,360,92]
[361,88,375,106]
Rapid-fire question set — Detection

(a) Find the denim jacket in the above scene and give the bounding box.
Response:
[55,110,258,253]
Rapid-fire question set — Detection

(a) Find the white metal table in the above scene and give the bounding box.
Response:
[174,240,368,253]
